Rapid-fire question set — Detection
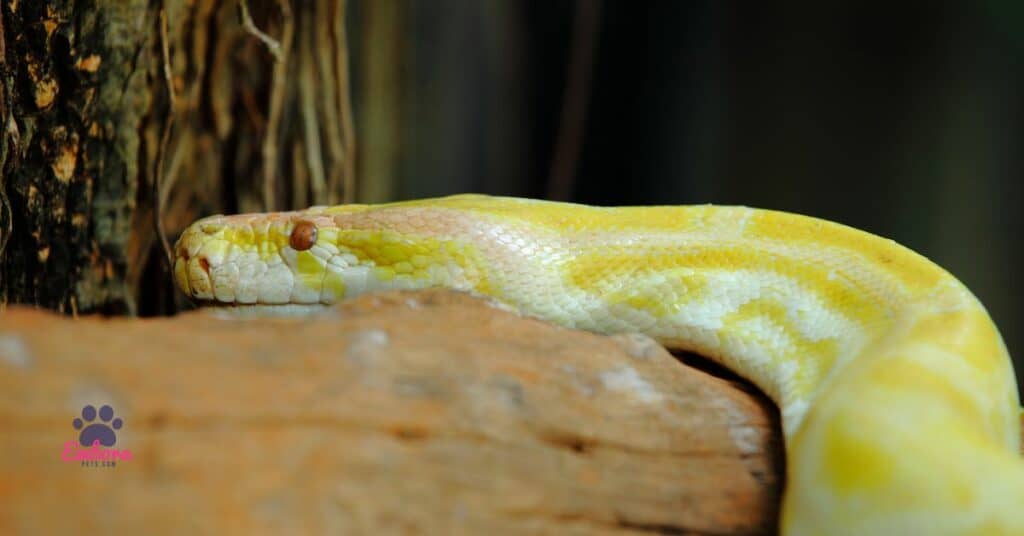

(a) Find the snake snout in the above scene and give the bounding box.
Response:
[172,239,217,302]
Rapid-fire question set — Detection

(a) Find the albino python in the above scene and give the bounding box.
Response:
[174,194,1023,534]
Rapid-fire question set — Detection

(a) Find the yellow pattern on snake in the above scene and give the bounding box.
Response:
[174,194,1023,535]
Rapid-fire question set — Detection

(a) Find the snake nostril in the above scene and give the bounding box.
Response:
[197,256,210,275]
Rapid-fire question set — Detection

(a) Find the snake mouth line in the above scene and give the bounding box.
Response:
[194,301,332,317]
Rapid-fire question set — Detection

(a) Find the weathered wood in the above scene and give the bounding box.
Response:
[0,290,784,534]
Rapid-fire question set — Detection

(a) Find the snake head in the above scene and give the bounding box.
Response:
[173,210,346,310]
[173,204,490,311]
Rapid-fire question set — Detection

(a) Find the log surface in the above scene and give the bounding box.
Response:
[0,290,783,534]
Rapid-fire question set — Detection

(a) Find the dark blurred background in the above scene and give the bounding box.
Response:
[349,0,1024,384]
[1,0,1020,385]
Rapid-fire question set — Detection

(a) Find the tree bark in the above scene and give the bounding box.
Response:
[0,1,152,314]
[0,0,356,316]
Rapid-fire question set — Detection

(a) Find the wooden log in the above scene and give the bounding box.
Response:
[0,290,782,534]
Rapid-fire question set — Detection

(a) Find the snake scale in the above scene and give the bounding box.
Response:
[173,194,1023,535]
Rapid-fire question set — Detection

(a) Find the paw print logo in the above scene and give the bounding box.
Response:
[72,405,123,447]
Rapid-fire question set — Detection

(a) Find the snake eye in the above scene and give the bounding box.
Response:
[289,221,318,251]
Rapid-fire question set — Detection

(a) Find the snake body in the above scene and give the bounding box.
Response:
[174,194,1023,534]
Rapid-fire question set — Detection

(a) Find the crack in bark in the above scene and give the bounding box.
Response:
[535,426,779,461]
[500,509,770,536]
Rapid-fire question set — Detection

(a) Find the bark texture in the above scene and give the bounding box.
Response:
[0,0,355,315]
[0,1,151,313]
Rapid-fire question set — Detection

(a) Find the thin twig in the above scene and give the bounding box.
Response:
[0,132,10,259]
[290,140,309,208]
[547,0,601,201]
[299,5,327,204]
[332,0,357,204]
[240,87,266,132]
[0,114,18,271]
[316,0,345,204]
[237,0,282,61]
[260,0,293,211]
[158,125,188,214]
[154,8,175,269]
[0,6,11,263]
[0,138,10,263]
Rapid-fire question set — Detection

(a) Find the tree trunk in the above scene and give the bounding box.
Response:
[0,1,150,314]
[0,0,357,316]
